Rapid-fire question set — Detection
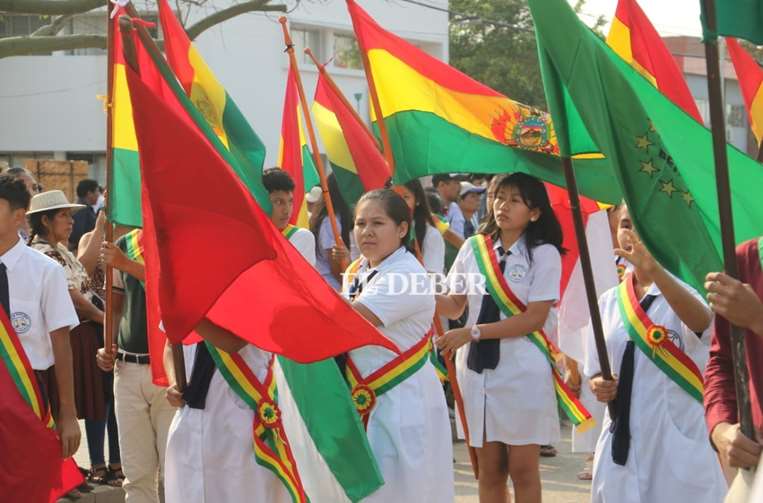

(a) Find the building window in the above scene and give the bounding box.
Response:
[0,14,48,38]
[291,27,320,64]
[727,103,746,128]
[332,33,362,70]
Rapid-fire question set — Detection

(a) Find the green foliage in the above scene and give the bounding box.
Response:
[448,0,606,109]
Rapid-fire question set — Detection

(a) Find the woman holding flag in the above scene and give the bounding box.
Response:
[341,188,453,502]
[436,172,569,503]
[585,205,726,503]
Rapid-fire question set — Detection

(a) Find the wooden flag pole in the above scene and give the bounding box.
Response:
[304,48,382,151]
[345,0,395,174]
[278,17,345,252]
[103,0,116,353]
[756,140,763,163]
[117,15,186,391]
[700,0,754,439]
[561,156,616,420]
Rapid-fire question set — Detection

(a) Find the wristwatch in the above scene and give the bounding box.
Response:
[470,325,482,342]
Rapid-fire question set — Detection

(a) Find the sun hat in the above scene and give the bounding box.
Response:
[459,181,486,197]
[26,190,85,215]
[305,186,323,204]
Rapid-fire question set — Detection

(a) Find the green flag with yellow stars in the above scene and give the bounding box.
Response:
[530,0,763,294]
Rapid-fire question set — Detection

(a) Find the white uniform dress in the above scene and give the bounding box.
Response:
[345,247,454,503]
[584,279,726,503]
[448,234,562,447]
[164,229,316,503]
[164,345,290,503]
[421,224,445,274]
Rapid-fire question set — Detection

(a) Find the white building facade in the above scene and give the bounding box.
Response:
[0,0,449,182]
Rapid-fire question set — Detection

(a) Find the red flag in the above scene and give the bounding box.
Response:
[726,37,763,146]
[125,65,398,360]
[606,0,702,122]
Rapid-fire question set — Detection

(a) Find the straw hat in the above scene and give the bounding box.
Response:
[27,190,85,215]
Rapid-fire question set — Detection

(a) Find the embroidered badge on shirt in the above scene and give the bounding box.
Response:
[11,312,32,335]
[507,264,528,282]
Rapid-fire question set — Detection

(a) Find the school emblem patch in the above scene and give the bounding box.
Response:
[507,264,528,283]
[11,312,32,335]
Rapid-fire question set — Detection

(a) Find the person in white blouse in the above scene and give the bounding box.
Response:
[585,206,726,503]
[436,173,564,503]
[342,189,453,502]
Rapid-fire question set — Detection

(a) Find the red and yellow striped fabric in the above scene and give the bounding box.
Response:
[726,37,763,146]
[606,0,702,122]
[278,66,318,227]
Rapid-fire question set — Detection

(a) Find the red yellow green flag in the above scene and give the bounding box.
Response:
[158,0,270,210]
[606,0,702,122]
[278,66,319,226]
[109,14,142,227]
[345,0,620,204]
[725,37,763,146]
[312,72,391,206]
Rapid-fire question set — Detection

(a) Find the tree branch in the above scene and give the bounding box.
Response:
[0,0,103,15]
[185,0,286,40]
[0,34,105,58]
[31,14,74,36]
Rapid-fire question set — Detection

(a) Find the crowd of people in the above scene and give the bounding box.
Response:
[3,165,763,503]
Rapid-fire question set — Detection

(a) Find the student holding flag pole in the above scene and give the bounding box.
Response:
[584,205,726,503]
[340,188,453,502]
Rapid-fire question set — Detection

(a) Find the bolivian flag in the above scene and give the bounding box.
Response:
[312,72,390,206]
[345,0,620,204]
[278,66,319,226]
[109,15,143,228]
[606,0,702,122]
[726,37,763,147]
[158,0,270,210]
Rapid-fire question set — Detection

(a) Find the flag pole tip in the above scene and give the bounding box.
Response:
[278,16,287,25]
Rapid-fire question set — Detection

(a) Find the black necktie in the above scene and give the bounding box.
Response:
[0,262,9,317]
[184,342,217,410]
[464,219,475,239]
[611,293,658,466]
[467,247,507,373]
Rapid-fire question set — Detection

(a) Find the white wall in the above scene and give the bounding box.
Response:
[0,0,448,171]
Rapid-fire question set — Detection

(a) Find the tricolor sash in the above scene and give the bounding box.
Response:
[0,307,54,429]
[470,234,594,431]
[433,213,450,236]
[429,345,448,382]
[345,334,432,428]
[205,343,308,503]
[123,229,145,265]
[615,274,704,403]
[282,224,299,240]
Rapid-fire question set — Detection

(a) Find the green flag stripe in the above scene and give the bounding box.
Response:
[110,147,142,228]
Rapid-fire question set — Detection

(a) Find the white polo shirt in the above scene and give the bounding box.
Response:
[288,227,317,267]
[4,237,79,370]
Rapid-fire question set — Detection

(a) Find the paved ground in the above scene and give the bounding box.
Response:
[66,420,591,502]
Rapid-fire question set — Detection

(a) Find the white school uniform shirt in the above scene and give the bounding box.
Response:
[287,227,316,267]
[4,237,78,370]
[344,246,454,503]
[448,234,562,447]
[583,277,726,503]
[316,216,359,291]
[421,223,445,274]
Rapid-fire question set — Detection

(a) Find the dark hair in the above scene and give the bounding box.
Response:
[356,188,414,254]
[0,175,32,211]
[27,208,61,245]
[426,189,444,215]
[310,173,352,247]
[76,179,99,198]
[262,168,295,193]
[480,172,564,259]
[404,179,436,251]
[431,174,456,187]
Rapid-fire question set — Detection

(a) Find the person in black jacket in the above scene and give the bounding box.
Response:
[69,179,99,251]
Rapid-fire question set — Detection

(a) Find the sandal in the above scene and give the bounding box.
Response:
[577,458,594,480]
[540,444,557,457]
[88,465,109,485]
[105,465,125,487]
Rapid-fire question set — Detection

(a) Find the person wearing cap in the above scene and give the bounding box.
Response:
[449,181,485,240]
[0,181,81,462]
[28,190,123,485]
[305,185,323,220]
